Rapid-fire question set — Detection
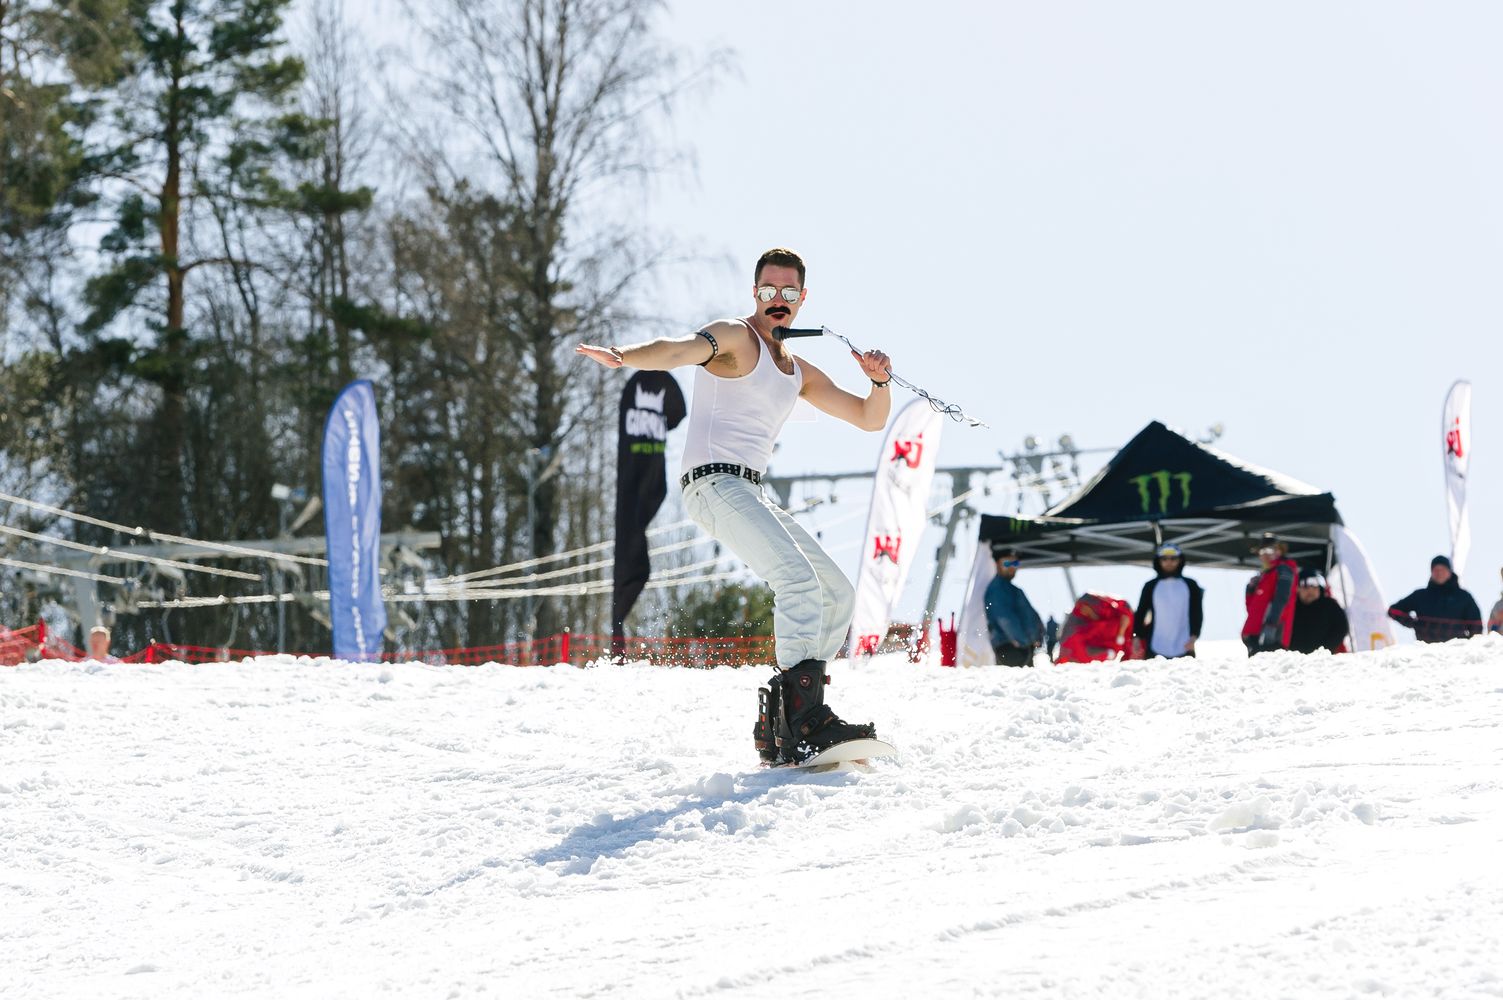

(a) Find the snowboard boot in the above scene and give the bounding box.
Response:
[754,681,781,764]
[774,659,877,765]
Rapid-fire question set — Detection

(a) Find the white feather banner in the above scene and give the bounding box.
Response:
[1442,380,1472,577]
[848,399,943,656]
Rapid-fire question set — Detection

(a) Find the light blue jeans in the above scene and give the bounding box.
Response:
[682,474,855,670]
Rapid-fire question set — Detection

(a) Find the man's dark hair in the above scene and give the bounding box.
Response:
[991,544,1019,560]
[755,247,806,286]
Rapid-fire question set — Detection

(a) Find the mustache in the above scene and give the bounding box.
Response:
[764,305,790,316]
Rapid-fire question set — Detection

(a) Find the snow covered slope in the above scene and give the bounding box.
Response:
[4,640,1502,998]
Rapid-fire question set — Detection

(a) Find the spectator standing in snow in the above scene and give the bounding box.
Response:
[1489,568,1503,635]
[1133,542,1203,659]
[576,248,889,765]
[1242,534,1299,654]
[1290,570,1349,654]
[984,545,1044,667]
[86,625,120,663]
[1387,555,1483,643]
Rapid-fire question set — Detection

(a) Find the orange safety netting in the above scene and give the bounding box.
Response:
[84,633,777,668]
[0,622,41,665]
[0,621,86,665]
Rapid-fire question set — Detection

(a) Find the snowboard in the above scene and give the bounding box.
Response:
[769,737,897,771]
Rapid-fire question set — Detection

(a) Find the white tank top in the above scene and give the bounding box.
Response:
[681,319,803,477]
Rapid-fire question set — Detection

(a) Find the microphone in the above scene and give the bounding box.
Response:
[772,326,825,341]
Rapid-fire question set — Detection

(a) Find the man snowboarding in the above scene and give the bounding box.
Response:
[576,248,893,764]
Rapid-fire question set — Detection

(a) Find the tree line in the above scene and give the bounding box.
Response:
[0,0,758,652]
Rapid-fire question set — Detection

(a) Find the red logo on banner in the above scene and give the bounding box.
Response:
[872,535,902,563]
[891,434,924,470]
[1446,418,1465,459]
[855,634,881,656]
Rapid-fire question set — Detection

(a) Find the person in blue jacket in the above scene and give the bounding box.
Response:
[984,545,1044,667]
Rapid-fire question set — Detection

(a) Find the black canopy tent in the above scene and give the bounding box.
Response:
[979,421,1343,571]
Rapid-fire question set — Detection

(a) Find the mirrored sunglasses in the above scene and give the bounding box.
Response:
[755,284,801,304]
[1001,559,1022,568]
[1156,546,1182,559]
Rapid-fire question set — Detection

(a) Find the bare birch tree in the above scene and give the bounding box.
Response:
[414,0,707,641]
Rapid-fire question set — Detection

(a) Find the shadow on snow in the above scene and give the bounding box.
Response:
[528,767,863,875]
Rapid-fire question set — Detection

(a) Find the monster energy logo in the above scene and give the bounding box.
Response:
[1130,470,1193,515]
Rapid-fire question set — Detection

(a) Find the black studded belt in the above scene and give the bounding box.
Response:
[680,463,763,489]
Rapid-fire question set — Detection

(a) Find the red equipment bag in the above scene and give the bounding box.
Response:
[1056,593,1137,664]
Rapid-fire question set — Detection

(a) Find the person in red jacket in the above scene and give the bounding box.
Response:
[1242,534,1299,654]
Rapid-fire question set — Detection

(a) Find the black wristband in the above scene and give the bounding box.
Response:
[871,376,892,388]
[695,329,718,366]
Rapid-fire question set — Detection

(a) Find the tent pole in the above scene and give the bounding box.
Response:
[923,474,970,629]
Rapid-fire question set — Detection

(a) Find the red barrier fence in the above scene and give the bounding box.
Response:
[4,624,775,668]
[1,620,86,665]
[0,622,40,664]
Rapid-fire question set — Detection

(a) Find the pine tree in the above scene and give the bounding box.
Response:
[76,0,312,534]
[0,0,131,320]
[419,0,699,641]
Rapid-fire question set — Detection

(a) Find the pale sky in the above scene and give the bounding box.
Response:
[640,1,1502,640]
[349,1,1503,640]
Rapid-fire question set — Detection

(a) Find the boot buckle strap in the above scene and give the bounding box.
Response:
[796,704,836,738]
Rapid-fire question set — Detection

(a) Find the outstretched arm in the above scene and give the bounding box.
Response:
[1387,590,1419,629]
[576,332,714,371]
[798,349,893,432]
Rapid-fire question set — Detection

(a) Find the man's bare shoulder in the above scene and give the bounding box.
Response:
[697,317,757,373]
[699,317,752,337]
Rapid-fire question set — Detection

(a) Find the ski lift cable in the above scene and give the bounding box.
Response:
[134,593,292,609]
[0,523,262,581]
[640,569,746,593]
[433,520,696,584]
[929,486,982,517]
[646,553,726,580]
[405,568,748,603]
[428,533,707,589]
[429,553,614,589]
[129,485,1031,611]
[133,567,749,610]
[782,481,981,539]
[435,541,618,584]
[422,546,723,600]
[433,478,989,595]
[0,554,131,585]
[433,494,825,587]
[0,490,329,566]
[128,532,731,609]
